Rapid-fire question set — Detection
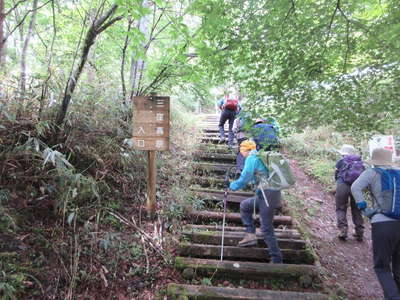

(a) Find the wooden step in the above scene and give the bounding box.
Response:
[200,122,222,126]
[202,128,220,133]
[190,177,251,192]
[184,224,301,239]
[182,231,306,249]
[200,131,225,136]
[194,152,236,163]
[200,117,220,122]
[190,176,225,188]
[196,144,235,154]
[166,284,329,300]
[174,257,319,286]
[188,210,292,226]
[177,243,314,264]
[199,137,225,144]
[191,188,251,209]
[191,188,253,198]
[192,191,247,207]
[193,162,236,175]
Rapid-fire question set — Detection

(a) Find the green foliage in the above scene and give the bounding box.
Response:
[283,126,361,190]
[191,0,400,132]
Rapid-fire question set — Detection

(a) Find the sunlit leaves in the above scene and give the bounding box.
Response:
[190,0,399,133]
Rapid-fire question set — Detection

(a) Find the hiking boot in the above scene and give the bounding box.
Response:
[238,233,257,247]
[270,258,283,264]
[353,232,364,242]
[338,229,347,241]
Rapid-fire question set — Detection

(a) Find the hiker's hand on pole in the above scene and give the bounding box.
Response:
[362,207,376,218]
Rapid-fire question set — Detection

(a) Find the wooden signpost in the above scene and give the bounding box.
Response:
[132,95,170,215]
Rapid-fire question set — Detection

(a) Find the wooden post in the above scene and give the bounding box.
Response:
[147,150,157,215]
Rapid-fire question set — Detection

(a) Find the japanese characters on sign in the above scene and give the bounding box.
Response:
[132,96,170,151]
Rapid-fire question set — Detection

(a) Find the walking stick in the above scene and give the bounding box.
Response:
[220,186,228,261]
[220,166,236,261]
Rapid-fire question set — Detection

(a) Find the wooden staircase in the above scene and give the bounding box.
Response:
[164,114,329,299]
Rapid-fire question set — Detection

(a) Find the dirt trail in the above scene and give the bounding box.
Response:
[289,158,383,300]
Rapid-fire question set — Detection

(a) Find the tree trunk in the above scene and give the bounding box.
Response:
[17,0,38,118]
[39,0,56,120]
[55,4,122,127]
[121,18,133,103]
[0,0,5,69]
[129,0,150,98]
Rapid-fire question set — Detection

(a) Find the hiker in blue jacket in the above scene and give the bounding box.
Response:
[351,148,400,300]
[217,95,241,146]
[229,140,283,264]
[334,144,364,241]
[250,118,280,151]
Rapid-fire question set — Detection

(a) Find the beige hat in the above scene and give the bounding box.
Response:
[337,144,357,155]
[367,148,398,166]
[254,118,265,124]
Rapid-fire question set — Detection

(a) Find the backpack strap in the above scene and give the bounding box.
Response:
[373,167,384,175]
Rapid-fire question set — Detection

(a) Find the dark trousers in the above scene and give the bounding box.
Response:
[218,109,236,145]
[236,152,245,172]
[235,138,247,171]
[372,221,400,300]
[335,182,364,235]
[240,189,283,263]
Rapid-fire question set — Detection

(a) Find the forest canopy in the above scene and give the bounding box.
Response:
[0,0,399,133]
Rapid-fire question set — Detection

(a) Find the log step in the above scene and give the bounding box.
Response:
[194,152,236,163]
[190,176,225,188]
[197,144,235,152]
[190,177,251,192]
[174,257,319,286]
[191,188,253,198]
[191,189,252,210]
[200,137,225,144]
[192,191,247,207]
[166,284,329,300]
[193,162,237,175]
[188,210,292,226]
[178,243,314,264]
[182,231,306,249]
[202,128,220,133]
[200,132,226,137]
[184,224,301,239]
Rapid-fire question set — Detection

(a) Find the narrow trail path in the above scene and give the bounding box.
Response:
[289,158,383,300]
[164,114,329,299]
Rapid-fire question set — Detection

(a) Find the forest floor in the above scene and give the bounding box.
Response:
[289,157,383,300]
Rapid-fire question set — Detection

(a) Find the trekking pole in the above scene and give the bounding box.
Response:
[221,166,236,261]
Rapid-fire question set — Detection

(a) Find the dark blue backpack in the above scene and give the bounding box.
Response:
[251,123,279,150]
[374,168,400,219]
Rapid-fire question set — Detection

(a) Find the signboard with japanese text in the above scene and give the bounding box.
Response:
[132,96,170,151]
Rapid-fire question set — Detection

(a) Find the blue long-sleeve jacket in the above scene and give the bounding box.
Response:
[230,151,269,191]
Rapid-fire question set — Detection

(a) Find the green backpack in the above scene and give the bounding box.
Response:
[257,150,296,190]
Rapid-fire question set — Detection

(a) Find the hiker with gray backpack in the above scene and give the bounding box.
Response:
[226,140,295,264]
[351,148,400,300]
[334,144,365,241]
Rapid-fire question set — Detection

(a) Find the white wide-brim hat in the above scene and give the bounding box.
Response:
[367,148,399,167]
[337,144,357,155]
